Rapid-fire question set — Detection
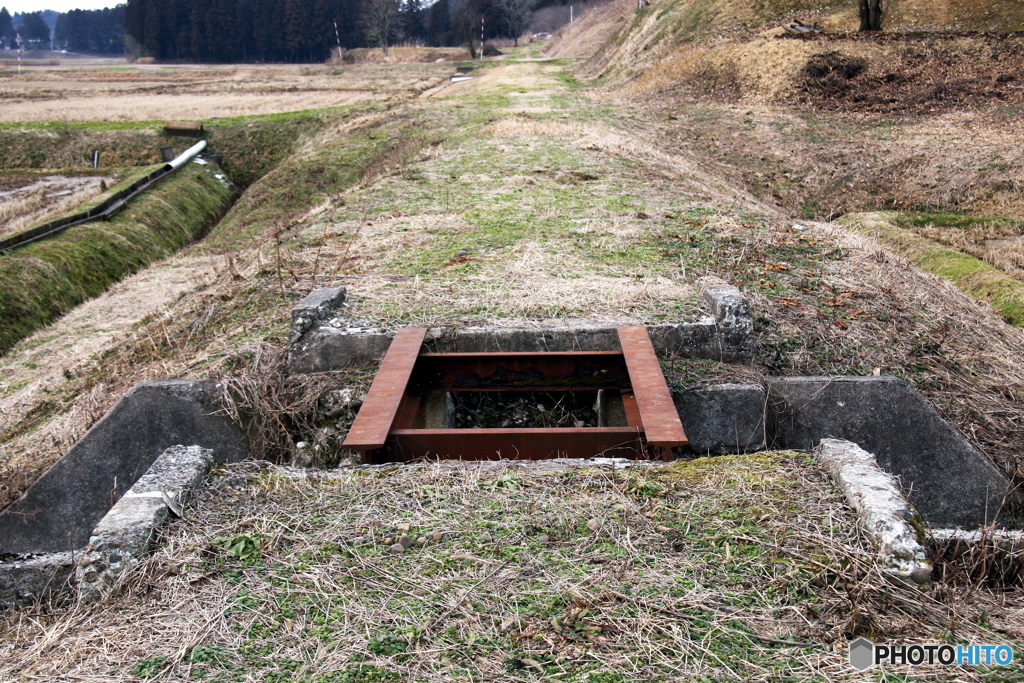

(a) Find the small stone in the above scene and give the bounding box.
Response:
[909,566,932,585]
[384,536,394,546]
[397,534,412,548]
[457,248,470,257]
[83,571,98,582]
[389,543,405,554]
[586,518,601,531]
[397,523,410,532]
[655,525,671,533]
[537,534,550,544]
[774,562,788,573]
[431,531,442,542]
[166,563,181,575]
[295,441,308,449]
[78,556,92,568]
[416,536,427,546]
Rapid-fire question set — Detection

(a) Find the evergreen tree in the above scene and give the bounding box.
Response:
[400,0,424,45]
[123,0,453,63]
[21,11,51,48]
[54,7,126,55]
[0,7,15,50]
[284,0,311,61]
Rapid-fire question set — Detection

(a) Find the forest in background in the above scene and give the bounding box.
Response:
[0,0,596,62]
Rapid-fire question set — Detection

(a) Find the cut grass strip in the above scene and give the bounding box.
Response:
[843,211,1024,326]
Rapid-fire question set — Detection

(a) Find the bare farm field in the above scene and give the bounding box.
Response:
[1,8,1024,681]
[0,171,120,237]
[0,59,455,122]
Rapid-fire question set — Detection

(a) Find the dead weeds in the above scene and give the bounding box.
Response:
[2,455,1019,680]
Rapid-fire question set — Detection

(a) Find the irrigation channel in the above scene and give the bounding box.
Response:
[0,140,235,355]
[0,140,209,253]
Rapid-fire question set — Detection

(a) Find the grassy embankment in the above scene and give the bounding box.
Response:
[0,163,234,355]
[843,212,1024,326]
[0,101,448,509]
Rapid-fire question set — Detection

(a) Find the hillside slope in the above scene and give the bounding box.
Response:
[546,0,1024,91]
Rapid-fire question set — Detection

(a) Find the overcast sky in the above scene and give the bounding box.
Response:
[3,1,117,13]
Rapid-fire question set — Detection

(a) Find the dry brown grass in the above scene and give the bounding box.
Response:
[334,46,470,65]
[0,174,115,237]
[2,455,1020,681]
[907,220,1024,277]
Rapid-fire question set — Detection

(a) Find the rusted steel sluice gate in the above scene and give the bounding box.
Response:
[344,326,688,463]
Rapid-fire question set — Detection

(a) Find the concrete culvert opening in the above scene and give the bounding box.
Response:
[448,390,613,429]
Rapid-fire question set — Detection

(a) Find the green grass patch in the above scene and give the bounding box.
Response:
[894,211,1024,234]
[844,212,1024,326]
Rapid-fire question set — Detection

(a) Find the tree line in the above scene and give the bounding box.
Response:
[0,8,54,50]
[0,6,123,54]
[56,7,127,54]
[121,0,552,63]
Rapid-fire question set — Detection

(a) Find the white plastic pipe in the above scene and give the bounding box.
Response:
[168,139,207,171]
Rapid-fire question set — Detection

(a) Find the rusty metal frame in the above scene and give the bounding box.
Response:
[344,326,688,463]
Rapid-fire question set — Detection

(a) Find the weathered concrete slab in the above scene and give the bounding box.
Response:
[767,376,1018,528]
[815,439,932,587]
[287,278,755,373]
[0,552,74,612]
[0,380,245,555]
[673,383,766,454]
[290,286,347,344]
[77,445,213,602]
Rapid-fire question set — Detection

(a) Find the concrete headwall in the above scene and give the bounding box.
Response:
[673,376,1019,529]
[0,380,246,555]
[287,278,755,373]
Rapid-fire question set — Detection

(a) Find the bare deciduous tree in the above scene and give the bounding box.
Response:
[859,0,883,31]
[497,0,532,46]
[364,0,401,55]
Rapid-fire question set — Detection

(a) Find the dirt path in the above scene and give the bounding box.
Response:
[1,47,1023,514]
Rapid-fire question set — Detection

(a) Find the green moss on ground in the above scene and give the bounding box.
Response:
[844,211,1024,326]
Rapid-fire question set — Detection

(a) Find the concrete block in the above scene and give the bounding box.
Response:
[815,438,933,587]
[289,286,347,344]
[77,445,213,602]
[767,376,1018,528]
[0,552,74,612]
[700,276,754,362]
[674,383,766,454]
[0,380,245,555]
[286,280,755,373]
[289,325,394,373]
